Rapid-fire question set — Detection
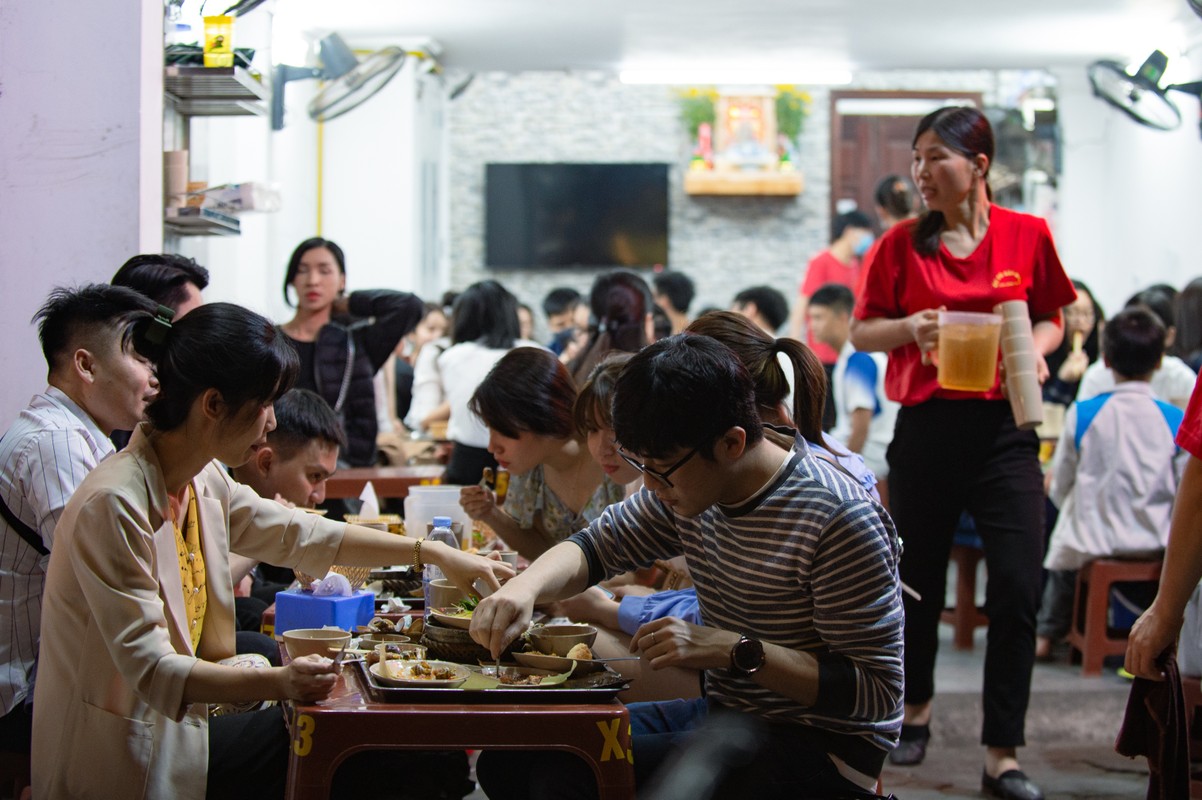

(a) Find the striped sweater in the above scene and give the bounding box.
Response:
[570,445,904,776]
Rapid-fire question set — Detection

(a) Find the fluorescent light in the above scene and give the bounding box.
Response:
[619,67,853,86]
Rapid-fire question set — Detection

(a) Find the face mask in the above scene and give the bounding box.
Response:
[853,234,875,257]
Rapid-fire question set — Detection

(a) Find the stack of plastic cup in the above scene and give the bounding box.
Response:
[995,300,1044,431]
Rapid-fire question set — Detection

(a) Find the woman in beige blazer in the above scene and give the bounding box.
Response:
[31,303,510,800]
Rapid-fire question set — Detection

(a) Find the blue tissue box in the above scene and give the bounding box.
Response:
[273,589,375,636]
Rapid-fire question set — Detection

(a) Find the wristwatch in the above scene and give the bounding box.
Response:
[729,635,766,676]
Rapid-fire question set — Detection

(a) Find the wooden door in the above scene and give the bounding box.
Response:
[830,91,984,228]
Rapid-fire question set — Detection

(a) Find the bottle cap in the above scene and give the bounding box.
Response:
[432,516,453,527]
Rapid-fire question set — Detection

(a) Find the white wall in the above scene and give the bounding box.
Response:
[0,0,163,427]
[1054,33,1202,316]
[182,39,444,325]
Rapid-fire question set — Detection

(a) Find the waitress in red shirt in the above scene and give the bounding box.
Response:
[851,106,1076,800]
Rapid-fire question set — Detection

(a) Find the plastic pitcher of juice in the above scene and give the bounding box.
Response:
[935,310,1002,392]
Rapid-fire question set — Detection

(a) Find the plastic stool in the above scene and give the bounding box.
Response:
[1066,557,1162,676]
[940,534,989,651]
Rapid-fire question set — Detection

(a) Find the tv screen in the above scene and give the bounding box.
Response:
[485,163,669,269]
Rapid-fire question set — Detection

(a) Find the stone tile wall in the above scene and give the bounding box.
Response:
[447,69,1033,333]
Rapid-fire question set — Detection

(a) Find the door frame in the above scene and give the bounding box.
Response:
[829,90,984,222]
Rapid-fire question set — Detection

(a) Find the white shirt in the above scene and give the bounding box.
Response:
[1076,354,1197,409]
[1045,381,1186,570]
[404,336,451,433]
[830,341,898,479]
[0,387,113,714]
[436,339,545,448]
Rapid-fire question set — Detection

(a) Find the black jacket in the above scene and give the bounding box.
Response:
[300,290,424,466]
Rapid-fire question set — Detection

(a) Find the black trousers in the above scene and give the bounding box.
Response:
[888,399,1044,747]
[208,705,289,800]
[444,442,497,486]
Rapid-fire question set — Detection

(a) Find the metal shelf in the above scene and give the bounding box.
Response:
[164,206,240,236]
[164,66,269,117]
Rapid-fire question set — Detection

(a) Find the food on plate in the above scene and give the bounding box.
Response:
[366,615,399,633]
[409,661,461,681]
[498,672,545,686]
[364,643,423,666]
[565,643,593,660]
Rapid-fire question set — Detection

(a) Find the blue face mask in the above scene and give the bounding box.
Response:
[853,233,875,257]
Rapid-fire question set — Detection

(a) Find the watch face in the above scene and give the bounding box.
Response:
[732,636,765,673]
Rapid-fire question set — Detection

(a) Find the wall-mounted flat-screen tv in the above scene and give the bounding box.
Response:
[485,163,669,269]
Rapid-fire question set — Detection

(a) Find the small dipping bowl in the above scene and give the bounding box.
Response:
[282,628,352,660]
[527,624,598,657]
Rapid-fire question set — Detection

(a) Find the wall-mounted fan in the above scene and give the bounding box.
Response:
[1088,50,1202,137]
[272,33,406,130]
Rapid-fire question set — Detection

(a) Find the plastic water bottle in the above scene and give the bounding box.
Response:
[423,515,459,616]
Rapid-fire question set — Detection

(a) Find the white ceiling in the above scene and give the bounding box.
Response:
[276,0,1201,76]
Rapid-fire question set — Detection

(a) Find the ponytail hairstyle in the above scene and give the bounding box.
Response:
[568,269,654,383]
[911,106,994,255]
[685,311,826,443]
[138,303,299,432]
[573,352,633,436]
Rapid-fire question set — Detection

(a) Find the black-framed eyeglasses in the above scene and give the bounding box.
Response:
[615,443,698,489]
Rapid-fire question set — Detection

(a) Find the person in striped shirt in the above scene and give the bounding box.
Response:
[0,284,157,765]
[471,333,903,799]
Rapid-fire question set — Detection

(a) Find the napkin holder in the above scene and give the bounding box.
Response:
[274,588,375,636]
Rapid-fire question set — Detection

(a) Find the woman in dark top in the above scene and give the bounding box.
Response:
[1042,279,1104,408]
[279,237,424,467]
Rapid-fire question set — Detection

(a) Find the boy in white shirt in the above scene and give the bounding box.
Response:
[1037,307,1187,659]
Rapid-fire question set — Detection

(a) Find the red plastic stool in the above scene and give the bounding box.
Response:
[940,542,989,650]
[1065,557,1162,676]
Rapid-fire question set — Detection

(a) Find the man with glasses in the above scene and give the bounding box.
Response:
[470,334,903,799]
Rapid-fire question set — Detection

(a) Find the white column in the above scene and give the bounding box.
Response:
[0,0,163,425]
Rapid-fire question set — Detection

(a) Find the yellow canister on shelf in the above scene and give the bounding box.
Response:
[203,16,234,68]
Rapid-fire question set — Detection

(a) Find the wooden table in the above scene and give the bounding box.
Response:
[284,662,635,800]
[323,465,445,499]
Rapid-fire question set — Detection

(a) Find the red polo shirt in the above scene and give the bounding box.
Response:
[854,206,1076,406]
[1177,375,1202,458]
[802,249,862,364]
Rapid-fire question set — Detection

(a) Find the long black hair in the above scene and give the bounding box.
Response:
[911,107,994,255]
[568,270,654,383]
[450,280,521,349]
[139,303,299,431]
[283,237,346,307]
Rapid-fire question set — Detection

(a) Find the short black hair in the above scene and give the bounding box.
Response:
[612,334,762,462]
[542,287,582,318]
[808,283,855,316]
[732,286,789,331]
[112,254,210,312]
[832,210,874,242]
[451,280,520,348]
[1104,307,1166,379]
[283,238,346,307]
[653,272,696,314]
[268,389,346,459]
[873,174,914,221]
[34,284,157,376]
[1125,286,1176,330]
[141,303,299,432]
[470,347,576,440]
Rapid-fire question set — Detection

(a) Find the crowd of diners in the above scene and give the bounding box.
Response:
[3,105,1201,800]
